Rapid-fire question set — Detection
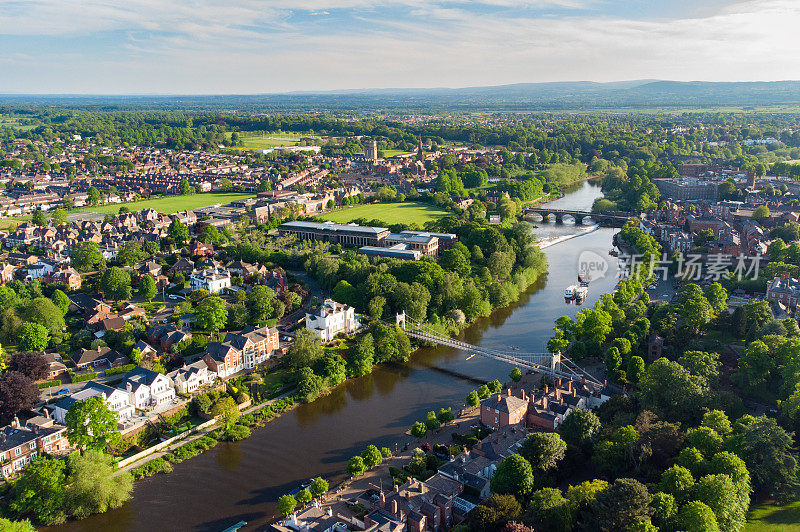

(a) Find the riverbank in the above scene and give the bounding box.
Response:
[48,180,614,532]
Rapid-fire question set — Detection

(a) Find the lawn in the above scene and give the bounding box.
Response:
[231,131,312,151]
[316,202,449,226]
[383,149,410,158]
[80,192,256,215]
[746,501,800,532]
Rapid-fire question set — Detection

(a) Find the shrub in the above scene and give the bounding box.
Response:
[105,364,136,376]
[37,380,61,389]
[131,458,173,479]
[72,372,98,383]
[222,424,251,441]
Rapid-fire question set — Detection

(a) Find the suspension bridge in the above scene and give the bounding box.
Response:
[391,313,603,386]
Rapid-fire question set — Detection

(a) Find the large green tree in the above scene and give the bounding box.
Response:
[196,295,228,334]
[490,454,534,497]
[8,456,67,525]
[100,267,132,301]
[65,397,119,452]
[287,328,323,370]
[65,451,133,519]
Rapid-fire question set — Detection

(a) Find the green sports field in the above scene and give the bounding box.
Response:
[745,501,800,532]
[316,202,449,226]
[80,192,256,215]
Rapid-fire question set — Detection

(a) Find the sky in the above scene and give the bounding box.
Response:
[0,0,799,94]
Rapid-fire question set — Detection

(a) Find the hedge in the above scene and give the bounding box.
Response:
[72,372,98,383]
[105,364,136,376]
[37,380,62,389]
[130,458,173,480]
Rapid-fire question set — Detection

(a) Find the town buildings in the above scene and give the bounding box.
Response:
[190,268,232,294]
[0,415,70,478]
[305,299,360,343]
[766,273,800,312]
[203,325,280,378]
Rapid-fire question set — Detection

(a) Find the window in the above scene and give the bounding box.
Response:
[29,442,36,450]
[14,448,21,456]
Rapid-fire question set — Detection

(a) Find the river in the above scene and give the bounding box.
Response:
[49,180,621,532]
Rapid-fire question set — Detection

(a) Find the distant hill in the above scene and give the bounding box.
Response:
[3,80,800,111]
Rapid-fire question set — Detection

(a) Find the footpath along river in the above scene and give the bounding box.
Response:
[49,180,622,532]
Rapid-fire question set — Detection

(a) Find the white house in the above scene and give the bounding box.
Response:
[189,269,232,294]
[53,382,135,425]
[305,298,360,343]
[168,359,215,393]
[118,367,176,409]
[25,259,57,280]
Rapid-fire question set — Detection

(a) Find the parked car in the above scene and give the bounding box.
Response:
[54,388,70,395]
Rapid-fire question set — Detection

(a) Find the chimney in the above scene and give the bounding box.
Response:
[566,380,572,393]
[496,395,501,403]
[541,396,548,409]
[560,396,564,406]
[11,416,19,428]
[380,491,386,506]
[520,390,526,401]
[555,377,561,388]
[44,409,50,419]
[572,386,577,397]
[543,384,548,394]
[392,499,399,514]
[507,389,512,397]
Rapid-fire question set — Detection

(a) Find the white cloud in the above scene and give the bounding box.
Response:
[0,0,798,92]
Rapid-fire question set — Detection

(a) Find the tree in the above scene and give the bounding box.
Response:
[498,195,517,220]
[72,241,105,272]
[704,283,728,314]
[659,465,695,503]
[0,518,35,532]
[8,456,66,525]
[368,296,386,320]
[347,456,366,477]
[179,177,193,195]
[525,488,571,532]
[100,267,132,301]
[520,432,566,472]
[196,295,228,334]
[51,289,70,315]
[296,489,312,506]
[50,208,68,227]
[287,328,323,369]
[732,415,798,499]
[26,297,66,336]
[297,367,324,402]
[752,205,770,220]
[488,379,503,394]
[65,451,133,519]
[65,396,119,452]
[350,333,375,377]
[471,494,522,530]
[210,396,239,430]
[88,186,102,206]
[560,409,601,448]
[466,390,480,407]
[247,286,275,326]
[675,501,719,532]
[639,358,707,422]
[31,209,47,227]
[628,356,645,383]
[139,274,158,301]
[490,454,534,497]
[692,473,747,532]
[277,494,297,516]
[169,218,189,246]
[687,426,724,458]
[9,351,48,380]
[437,407,455,425]
[0,371,39,423]
[17,322,50,352]
[701,410,732,436]
[362,445,383,468]
[411,421,427,438]
[310,477,329,498]
[589,478,652,532]
[510,367,522,382]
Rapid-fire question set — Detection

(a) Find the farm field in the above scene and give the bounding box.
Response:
[316,202,449,226]
[80,192,256,215]
[745,501,800,532]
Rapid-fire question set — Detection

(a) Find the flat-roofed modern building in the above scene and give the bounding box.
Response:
[385,232,439,257]
[401,230,458,252]
[358,245,422,261]
[278,220,390,247]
